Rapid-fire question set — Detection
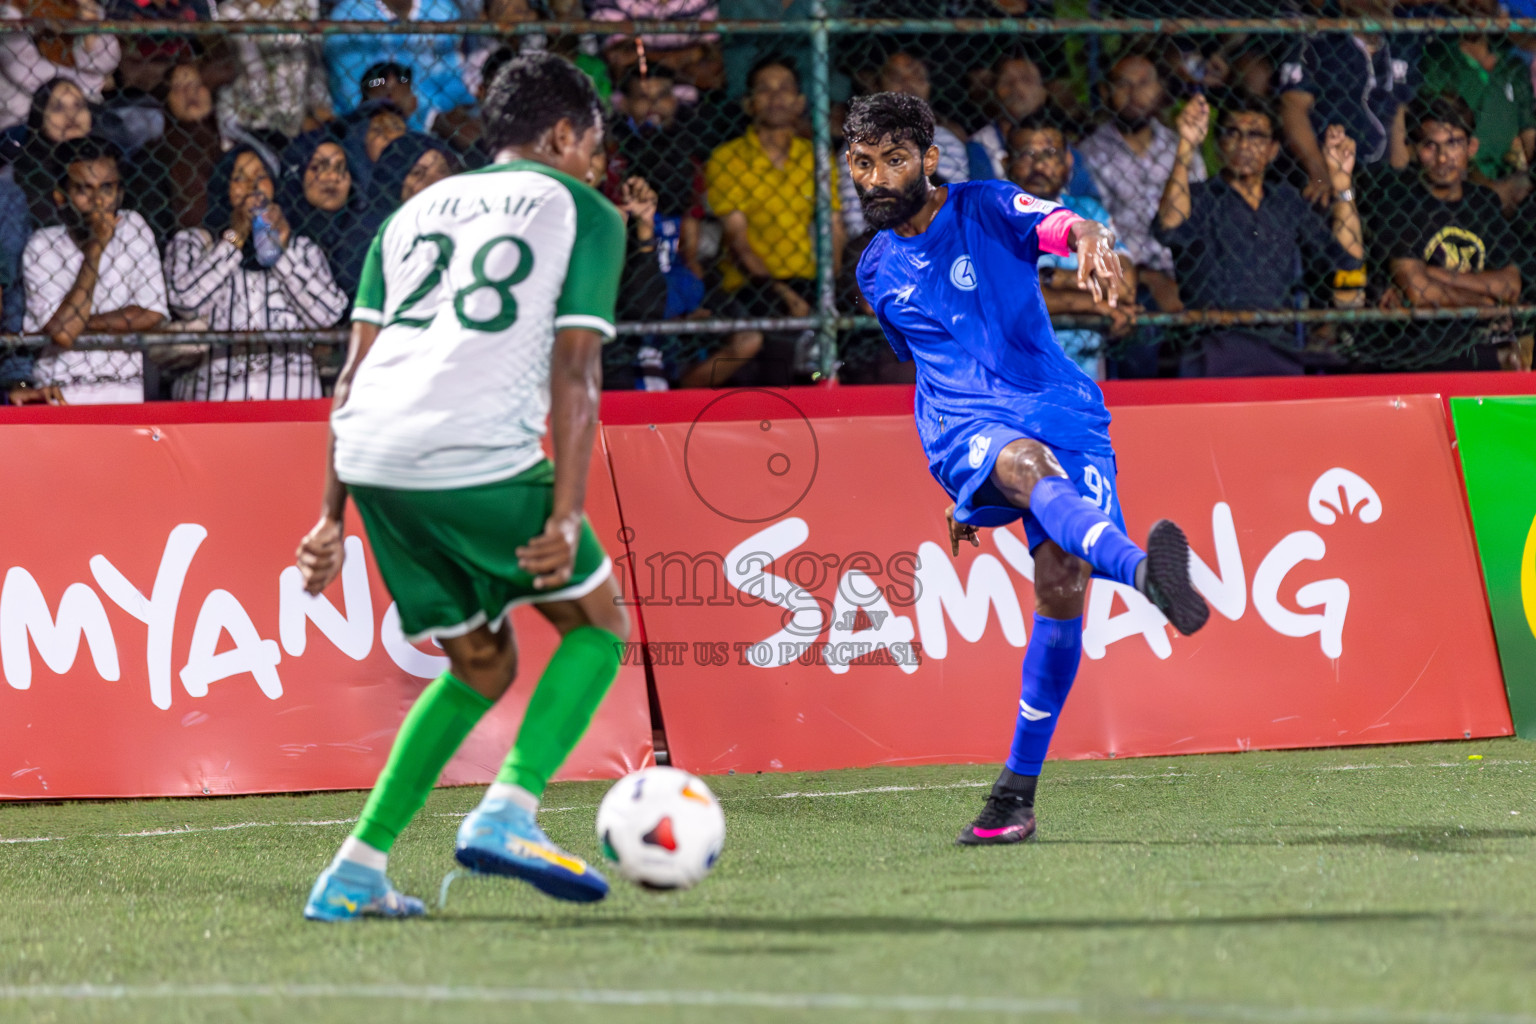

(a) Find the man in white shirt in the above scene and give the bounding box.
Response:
[22,137,167,404]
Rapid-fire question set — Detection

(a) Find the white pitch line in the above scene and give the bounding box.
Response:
[1314,762,1534,771]
[0,819,359,846]
[116,819,356,838]
[0,760,1524,847]
[771,780,989,799]
[0,983,1531,1024]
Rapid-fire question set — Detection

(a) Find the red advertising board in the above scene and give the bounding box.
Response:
[0,423,652,798]
[604,394,1510,775]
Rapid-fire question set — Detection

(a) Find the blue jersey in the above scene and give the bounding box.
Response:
[856,180,1113,466]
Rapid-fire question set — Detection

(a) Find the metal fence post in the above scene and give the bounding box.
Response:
[809,0,836,381]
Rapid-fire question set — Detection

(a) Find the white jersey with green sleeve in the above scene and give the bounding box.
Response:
[332,159,625,490]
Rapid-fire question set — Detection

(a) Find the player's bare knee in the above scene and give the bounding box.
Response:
[454,641,516,678]
[1033,544,1090,617]
[445,627,518,699]
[991,439,1067,508]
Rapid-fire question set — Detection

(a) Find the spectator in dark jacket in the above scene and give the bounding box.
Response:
[1155,95,1364,377]
[1278,0,1419,205]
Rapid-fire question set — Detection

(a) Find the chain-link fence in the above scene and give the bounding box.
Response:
[2,5,1534,402]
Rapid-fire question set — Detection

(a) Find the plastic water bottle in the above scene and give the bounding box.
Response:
[251,199,282,268]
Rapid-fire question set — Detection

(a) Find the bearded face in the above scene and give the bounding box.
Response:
[853,160,930,231]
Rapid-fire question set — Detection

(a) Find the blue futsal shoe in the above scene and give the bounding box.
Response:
[303,859,426,922]
[454,798,609,903]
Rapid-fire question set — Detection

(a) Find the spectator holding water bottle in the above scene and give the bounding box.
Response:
[162,144,347,400]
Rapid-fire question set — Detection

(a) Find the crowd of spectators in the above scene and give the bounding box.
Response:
[1,0,1534,403]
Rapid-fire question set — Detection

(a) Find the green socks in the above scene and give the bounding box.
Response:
[496,625,624,798]
[352,671,493,852]
[348,625,622,855]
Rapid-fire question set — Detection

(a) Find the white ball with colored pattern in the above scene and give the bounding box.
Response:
[596,766,725,891]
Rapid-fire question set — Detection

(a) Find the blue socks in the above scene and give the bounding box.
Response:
[1005,613,1084,776]
[997,476,1140,779]
[1028,475,1145,588]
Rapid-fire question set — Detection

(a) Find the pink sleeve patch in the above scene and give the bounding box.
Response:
[1036,208,1082,256]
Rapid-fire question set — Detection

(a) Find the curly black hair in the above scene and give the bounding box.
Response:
[843,92,935,155]
[483,52,603,151]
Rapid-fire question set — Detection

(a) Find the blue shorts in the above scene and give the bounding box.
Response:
[935,422,1125,553]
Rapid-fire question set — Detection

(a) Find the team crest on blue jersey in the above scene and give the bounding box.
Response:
[950,256,977,291]
[968,433,991,468]
[1013,192,1058,215]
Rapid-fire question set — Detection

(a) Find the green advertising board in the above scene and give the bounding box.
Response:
[1452,396,1536,736]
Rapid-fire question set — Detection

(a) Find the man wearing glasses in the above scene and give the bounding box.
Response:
[1007,115,1136,380]
[1154,94,1363,377]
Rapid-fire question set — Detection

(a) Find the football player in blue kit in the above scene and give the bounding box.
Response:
[848,92,1210,846]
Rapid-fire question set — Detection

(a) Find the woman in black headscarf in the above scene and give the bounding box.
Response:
[9,77,94,227]
[279,125,369,297]
[161,143,347,400]
[362,131,460,232]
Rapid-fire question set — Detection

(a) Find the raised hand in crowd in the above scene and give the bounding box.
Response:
[1155,94,1209,238]
[1321,123,1356,197]
[619,176,659,228]
[1176,91,1210,153]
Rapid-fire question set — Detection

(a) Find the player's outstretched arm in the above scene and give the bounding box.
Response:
[297,319,379,596]
[518,326,604,590]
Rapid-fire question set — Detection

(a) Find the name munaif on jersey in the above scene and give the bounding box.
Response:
[332,160,625,492]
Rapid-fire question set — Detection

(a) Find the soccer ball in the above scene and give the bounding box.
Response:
[596,766,725,891]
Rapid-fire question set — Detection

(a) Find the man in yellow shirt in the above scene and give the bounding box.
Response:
[690,56,844,386]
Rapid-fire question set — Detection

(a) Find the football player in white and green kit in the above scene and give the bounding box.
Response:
[296,53,630,920]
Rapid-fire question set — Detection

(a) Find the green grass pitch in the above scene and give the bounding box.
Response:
[4,740,1536,1024]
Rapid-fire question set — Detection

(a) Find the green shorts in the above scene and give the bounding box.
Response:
[349,460,612,642]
